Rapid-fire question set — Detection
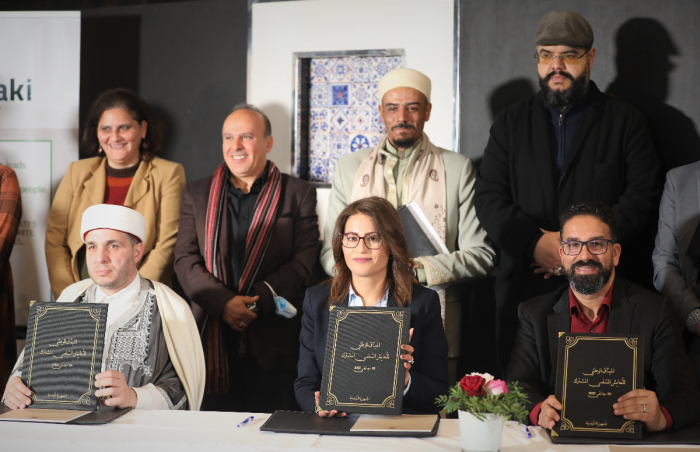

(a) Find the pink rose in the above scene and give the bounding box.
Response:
[484,379,508,395]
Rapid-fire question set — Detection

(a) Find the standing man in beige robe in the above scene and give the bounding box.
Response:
[320,68,495,382]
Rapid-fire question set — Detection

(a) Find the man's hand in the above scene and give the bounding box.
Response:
[95,370,137,409]
[222,295,259,332]
[538,395,562,429]
[533,229,562,279]
[3,376,32,409]
[315,391,347,418]
[613,389,667,432]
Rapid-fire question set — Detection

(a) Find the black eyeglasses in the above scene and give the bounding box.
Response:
[561,239,615,256]
[534,49,589,65]
[341,233,384,250]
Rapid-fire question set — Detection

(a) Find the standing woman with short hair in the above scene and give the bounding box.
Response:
[295,196,449,415]
[45,88,185,298]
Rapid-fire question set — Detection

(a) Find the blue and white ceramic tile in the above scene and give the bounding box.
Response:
[350,109,371,133]
[350,134,371,153]
[330,134,350,159]
[310,134,328,157]
[371,109,386,133]
[351,83,372,108]
[351,56,372,83]
[330,108,351,133]
[310,84,330,108]
[331,84,350,106]
[310,108,329,134]
[310,58,330,84]
[309,157,329,182]
[329,57,351,83]
[305,54,403,183]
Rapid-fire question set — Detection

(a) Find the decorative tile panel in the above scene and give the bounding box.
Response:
[305,54,404,182]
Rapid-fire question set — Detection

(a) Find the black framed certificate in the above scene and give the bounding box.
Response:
[22,301,108,411]
[553,333,644,440]
[320,306,411,415]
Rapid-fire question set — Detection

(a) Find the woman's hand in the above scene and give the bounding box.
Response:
[314,391,347,417]
[401,328,415,388]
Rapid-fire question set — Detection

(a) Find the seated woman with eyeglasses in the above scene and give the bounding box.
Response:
[295,196,449,415]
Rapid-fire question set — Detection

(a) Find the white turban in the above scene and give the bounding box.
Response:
[377,68,432,103]
[81,204,146,243]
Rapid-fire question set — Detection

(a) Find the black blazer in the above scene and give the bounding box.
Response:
[174,170,320,371]
[506,277,700,429]
[295,283,449,414]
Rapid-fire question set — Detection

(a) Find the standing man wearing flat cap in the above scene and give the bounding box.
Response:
[3,204,205,411]
[321,68,496,382]
[174,104,319,412]
[474,11,659,375]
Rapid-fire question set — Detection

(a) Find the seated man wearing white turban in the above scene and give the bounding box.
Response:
[320,68,496,381]
[2,204,204,411]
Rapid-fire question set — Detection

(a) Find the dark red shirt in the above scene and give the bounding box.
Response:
[529,283,673,429]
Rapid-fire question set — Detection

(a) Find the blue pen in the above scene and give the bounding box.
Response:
[525,426,532,438]
[237,416,254,428]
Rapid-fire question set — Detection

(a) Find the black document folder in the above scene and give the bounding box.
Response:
[23,301,108,411]
[397,204,439,258]
[553,333,644,440]
[547,423,700,445]
[319,306,410,415]
[0,404,131,424]
[259,410,439,437]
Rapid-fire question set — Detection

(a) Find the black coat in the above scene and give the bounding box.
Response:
[294,283,449,415]
[506,277,700,430]
[475,81,660,276]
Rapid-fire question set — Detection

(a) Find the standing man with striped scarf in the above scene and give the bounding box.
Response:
[174,104,320,412]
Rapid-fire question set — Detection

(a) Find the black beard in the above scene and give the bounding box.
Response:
[389,122,417,149]
[539,69,589,110]
[565,259,613,296]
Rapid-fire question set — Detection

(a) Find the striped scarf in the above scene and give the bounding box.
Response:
[202,162,282,393]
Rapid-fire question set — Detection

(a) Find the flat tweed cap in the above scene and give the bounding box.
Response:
[81,204,146,243]
[535,11,594,49]
[378,68,431,103]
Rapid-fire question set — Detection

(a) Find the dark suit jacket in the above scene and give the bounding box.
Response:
[506,277,700,430]
[295,283,449,415]
[475,81,659,276]
[174,169,320,371]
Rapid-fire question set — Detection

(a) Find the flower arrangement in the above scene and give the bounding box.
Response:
[436,372,530,422]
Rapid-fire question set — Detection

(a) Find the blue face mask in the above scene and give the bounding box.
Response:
[274,296,297,319]
[263,281,297,319]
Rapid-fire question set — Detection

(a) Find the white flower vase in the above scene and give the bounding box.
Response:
[457,411,505,452]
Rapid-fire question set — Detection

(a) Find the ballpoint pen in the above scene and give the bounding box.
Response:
[525,426,532,438]
[237,416,254,428]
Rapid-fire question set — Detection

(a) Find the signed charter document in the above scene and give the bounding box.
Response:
[21,301,108,411]
[320,306,410,415]
[553,333,644,440]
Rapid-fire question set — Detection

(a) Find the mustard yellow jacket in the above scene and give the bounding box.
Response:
[45,156,185,299]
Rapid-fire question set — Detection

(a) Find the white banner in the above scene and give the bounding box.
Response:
[0,12,81,326]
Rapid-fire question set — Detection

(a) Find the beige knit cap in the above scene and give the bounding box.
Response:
[377,68,431,103]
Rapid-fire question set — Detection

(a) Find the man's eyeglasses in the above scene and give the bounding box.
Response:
[341,233,384,250]
[534,49,589,65]
[561,239,615,256]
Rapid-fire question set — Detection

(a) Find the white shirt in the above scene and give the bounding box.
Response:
[347,285,411,395]
[92,273,168,410]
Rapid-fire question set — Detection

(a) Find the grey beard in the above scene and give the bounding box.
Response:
[539,70,589,110]
[565,260,613,296]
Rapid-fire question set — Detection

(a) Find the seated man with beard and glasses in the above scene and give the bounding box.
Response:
[506,201,700,432]
[475,10,660,375]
